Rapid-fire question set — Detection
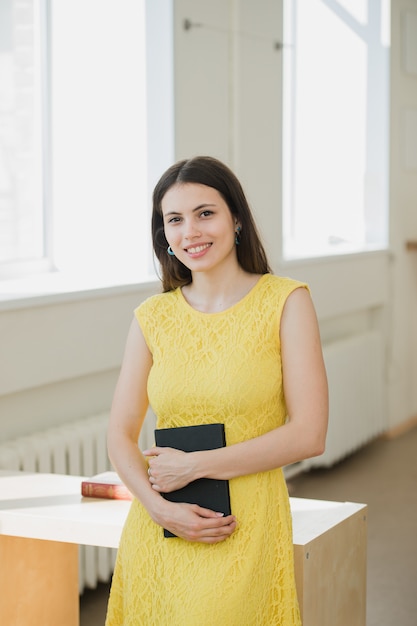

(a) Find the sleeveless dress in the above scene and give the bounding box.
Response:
[105,274,306,626]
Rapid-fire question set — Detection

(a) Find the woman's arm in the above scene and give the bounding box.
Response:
[107,318,236,542]
[145,288,328,490]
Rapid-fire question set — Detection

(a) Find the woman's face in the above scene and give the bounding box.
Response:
[161,183,239,274]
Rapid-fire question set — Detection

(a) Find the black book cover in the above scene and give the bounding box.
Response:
[154,423,231,538]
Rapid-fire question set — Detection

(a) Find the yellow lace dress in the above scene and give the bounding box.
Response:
[105,274,305,626]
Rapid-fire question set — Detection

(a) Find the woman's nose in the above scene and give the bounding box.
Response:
[184,220,201,239]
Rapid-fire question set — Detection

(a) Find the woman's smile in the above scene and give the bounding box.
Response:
[185,243,212,256]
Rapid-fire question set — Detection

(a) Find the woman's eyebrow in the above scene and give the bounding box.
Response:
[164,203,217,217]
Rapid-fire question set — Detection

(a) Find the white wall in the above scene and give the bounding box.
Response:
[388,0,417,429]
[173,0,283,266]
[0,283,159,441]
[0,0,416,444]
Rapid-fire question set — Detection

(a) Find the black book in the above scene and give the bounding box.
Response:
[154,423,231,538]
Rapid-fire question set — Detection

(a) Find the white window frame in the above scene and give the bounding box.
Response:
[282,0,391,262]
[0,0,174,295]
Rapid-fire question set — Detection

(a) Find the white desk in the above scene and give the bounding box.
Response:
[0,471,367,626]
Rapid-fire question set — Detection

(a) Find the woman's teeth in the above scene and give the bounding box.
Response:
[186,244,211,254]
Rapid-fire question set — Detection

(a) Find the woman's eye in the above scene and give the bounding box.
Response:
[200,210,213,218]
[167,216,181,223]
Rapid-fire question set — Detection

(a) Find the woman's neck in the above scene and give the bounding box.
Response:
[182,267,261,314]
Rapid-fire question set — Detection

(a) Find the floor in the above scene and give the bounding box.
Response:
[80,427,417,626]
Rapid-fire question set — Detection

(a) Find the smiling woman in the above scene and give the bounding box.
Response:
[151,156,272,292]
[105,156,328,625]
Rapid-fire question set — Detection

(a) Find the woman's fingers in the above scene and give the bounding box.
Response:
[146,449,194,492]
[162,503,237,543]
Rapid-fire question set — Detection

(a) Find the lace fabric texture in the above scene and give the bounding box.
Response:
[105,274,306,625]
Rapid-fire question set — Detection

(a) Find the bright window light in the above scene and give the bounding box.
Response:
[51,0,148,282]
[0,0,45,272]
[282,0,390,260]
[0,0,173,287]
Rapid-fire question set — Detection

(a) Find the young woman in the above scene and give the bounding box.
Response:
[105,156,328,625]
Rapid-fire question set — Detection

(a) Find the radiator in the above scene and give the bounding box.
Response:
[305,330,386,469]
[0,411,156,593]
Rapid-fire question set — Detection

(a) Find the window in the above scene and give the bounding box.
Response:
[0,0,173,286]
[282,0,390,260]
[0,0,45,277]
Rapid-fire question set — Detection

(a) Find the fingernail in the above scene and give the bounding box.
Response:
[215,512,225,517]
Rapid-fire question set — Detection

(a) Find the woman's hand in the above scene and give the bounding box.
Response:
[154,500,237,544]
[143,447,197,493]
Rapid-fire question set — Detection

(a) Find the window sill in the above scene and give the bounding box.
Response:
[0,272,160,311]
[279,245,390,268]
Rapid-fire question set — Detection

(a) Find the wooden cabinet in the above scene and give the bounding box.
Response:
[291,498,367,626]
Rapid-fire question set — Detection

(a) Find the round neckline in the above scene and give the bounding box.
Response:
[177,273,269,316]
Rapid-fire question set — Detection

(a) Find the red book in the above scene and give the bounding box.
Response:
[81,471,133,501]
